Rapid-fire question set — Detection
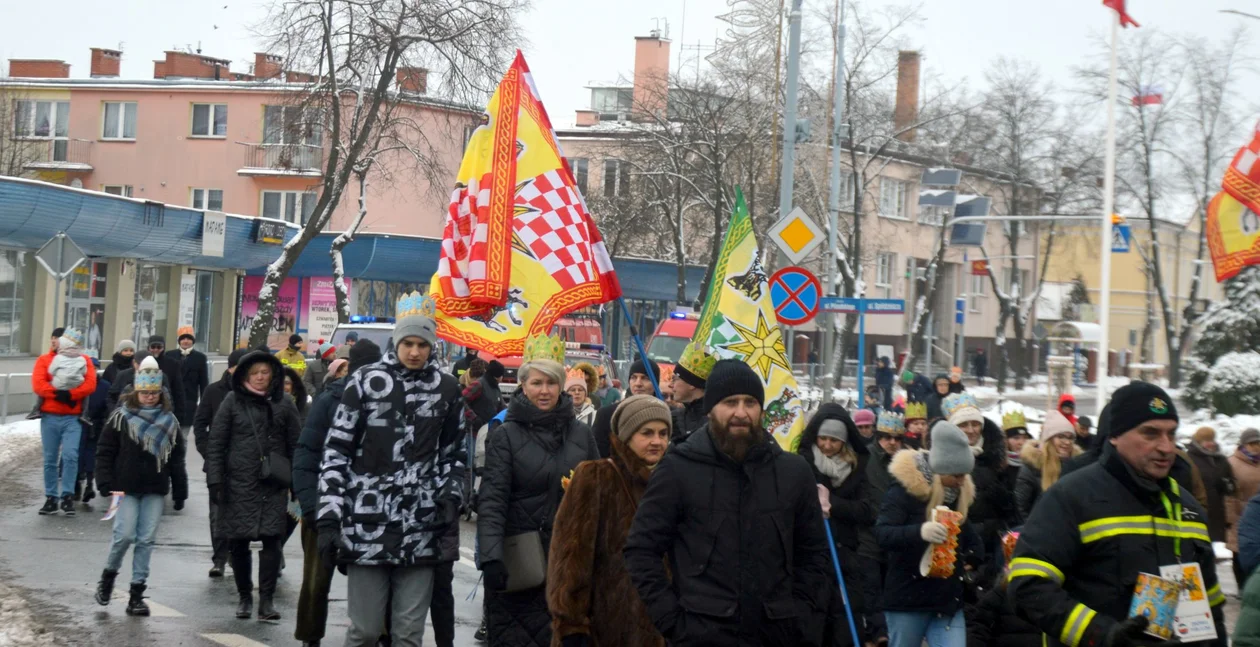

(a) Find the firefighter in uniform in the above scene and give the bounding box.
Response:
[1008,382,1227,647]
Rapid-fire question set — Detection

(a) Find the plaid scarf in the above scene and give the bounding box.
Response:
[109,405,178,471]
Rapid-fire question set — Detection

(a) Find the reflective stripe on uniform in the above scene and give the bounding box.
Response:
[1208,583,1226,607]
[1008,558,1065,586]
[1078,515,1211,544]
[1059,603,1097,647]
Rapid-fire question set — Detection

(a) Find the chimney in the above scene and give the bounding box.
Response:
[254,52,282,80]
[153,51,230,80]
[396,67,428,94]
[632,32,670,120]
[90,48,122,78]
[8,59,70,78]
[894,50,921,143]
[575,109,600,127]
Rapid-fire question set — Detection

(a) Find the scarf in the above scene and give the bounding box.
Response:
[812,445,854,488]
[179,347,192,357]
[1007,450,1023,468]
[1242,447,1260,464]
[970,434,985,457]
[915,451,959,506]
[111,405,178,470]
[244,382,268,397]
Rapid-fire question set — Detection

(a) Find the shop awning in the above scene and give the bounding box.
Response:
[0,176,296,270]
[249,232,712,302]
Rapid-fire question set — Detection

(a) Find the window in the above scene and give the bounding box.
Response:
[1003,220,1026,237]
[569,158,589,196]
[262,105,321,146]
[261,190,317,225]
[102,185,133,197]
[0,249,26,356]
[879,178,908,219]
[838,171,856,212]
[603,159,630,197]
[191,188,224,211]
[969,273,985,312]
[591,88,632,118]
[12,100,69,138]
[191,103,228,137]
[919,205,951,226]
[875,253,895,298]
[102,102,137,139]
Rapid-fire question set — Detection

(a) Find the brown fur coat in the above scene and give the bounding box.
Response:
[545,433,665,647]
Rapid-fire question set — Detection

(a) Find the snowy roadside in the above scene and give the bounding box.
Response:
[0,419,56,647]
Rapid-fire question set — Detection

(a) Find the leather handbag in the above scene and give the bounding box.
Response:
[501,531,547,592]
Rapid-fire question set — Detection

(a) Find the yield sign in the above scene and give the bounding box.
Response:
[769,266,821,326]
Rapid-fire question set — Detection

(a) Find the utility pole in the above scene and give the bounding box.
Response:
[778,0,804,364]
[822,0,847,401]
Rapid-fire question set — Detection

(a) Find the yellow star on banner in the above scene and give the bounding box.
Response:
[723,310,791,381]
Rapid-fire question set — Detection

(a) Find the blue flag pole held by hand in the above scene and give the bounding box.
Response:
[616,297,663,400]
[824,519,863,647]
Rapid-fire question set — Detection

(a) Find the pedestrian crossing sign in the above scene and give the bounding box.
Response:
[1112,223,1132,253]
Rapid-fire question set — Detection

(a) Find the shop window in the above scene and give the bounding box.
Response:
[0,250,26,356]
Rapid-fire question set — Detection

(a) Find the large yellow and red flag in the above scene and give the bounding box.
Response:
[430,52,621,355]
[1207,120,1260,282]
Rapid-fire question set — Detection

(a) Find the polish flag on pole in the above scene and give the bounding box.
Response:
[1103,0,1140,28]
[1132,85,1163,106]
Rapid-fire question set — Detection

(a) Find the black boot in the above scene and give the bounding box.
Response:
[82,473,95,503]
[94,569,117,606]
[257,596,279,621]
[125,582,149,616]
[60,494,75,516]
[474,619,487,641]
[257,542,281,621]
[38,496,57,515]
[230,544,254,618]
[235,592,253,619]
[208,560,224,578]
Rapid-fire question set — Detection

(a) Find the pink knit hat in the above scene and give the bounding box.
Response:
[1040,410,1076,442]
[853,409,877,426]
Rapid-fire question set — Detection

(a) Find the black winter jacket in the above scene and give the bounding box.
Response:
[1009,444,1228,647]
[903,374,934,405]
[318,355,465,566]
[82,369,112,442]
[466,374,503,432]
[1186,441,1236,542]
[165,348,209,424]
[193,370,233,471]
[797,403,875,551]
[478,390,598,567]
[591,402,616,459]
[925,375,951,421]
[293,376,346,521]
[670,397,707,444]
[874,449,982,615]
[205,352,301,540]
[966,586,1041,647]
[102,351,133,385]
[108,352,186,424]
[96,401,188,500]
[624,424,832,647]
[969,419,1021,551]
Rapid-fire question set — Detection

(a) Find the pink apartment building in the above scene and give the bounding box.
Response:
[0,48,474,358]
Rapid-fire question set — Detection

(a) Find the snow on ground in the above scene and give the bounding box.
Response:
[0,419,56,647]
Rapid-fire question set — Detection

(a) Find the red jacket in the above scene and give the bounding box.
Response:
[32,352,97,416]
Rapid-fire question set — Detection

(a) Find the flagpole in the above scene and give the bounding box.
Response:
[617,296,664,399]
[1096,13,1119,417]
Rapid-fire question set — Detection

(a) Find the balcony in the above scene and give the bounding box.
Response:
[238,143,324,177]
[22,138,93,172]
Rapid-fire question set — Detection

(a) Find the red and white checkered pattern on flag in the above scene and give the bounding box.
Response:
[438,176,490,299]
[516,170,603,289]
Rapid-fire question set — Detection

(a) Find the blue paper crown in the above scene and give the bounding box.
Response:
[941,392,980,419]
[134,369,163,392]
[877,411,905,435]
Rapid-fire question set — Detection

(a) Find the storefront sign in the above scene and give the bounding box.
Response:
[202,211,226,257]
[238,276,301,350]
[179,274,197,328]
[255,220,285,245]
[304,277,345,344]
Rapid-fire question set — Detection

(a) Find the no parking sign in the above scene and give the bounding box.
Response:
[769,267,821,326]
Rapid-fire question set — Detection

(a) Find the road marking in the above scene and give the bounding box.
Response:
[201,634,271,647]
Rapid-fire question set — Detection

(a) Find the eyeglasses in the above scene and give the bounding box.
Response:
[149,345,164,350]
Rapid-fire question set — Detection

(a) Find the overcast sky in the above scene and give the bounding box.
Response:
[2,0,1257,126]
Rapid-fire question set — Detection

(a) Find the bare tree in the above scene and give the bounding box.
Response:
[0,83,44,178]
[246,0,525,347]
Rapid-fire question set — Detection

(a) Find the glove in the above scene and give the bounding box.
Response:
[173,499,185,511]
[317,528,340,567]
[920,521,948,544]
[560,635,590,647]
[482,560,509,592]
[1103,616,1179,647]
[208,484,224,505]
[54,390,73,405]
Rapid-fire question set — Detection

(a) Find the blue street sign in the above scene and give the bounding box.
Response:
[955,297,965,325]
[1112,223,1132,253]
[819,296,906,315]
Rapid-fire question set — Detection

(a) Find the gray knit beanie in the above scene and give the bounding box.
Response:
[817,419,848,442]
[611,394,673,443]
[115,339,136,353]
[393,314,437,350]
[929,421,975,475]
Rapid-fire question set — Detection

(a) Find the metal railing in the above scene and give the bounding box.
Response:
[23,138,92,168]
[0,372,33,419]
[240,143,323,172]
[2,359,229,420]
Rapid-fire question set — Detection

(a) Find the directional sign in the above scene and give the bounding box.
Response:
[819,297,906,315]
[35,232,87,279]
[1112,222,1132,253]
[769,266,821,326]
[768,207,825,264]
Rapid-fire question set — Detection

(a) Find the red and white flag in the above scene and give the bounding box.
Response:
[1132,85,1163,106]
[1103,0,1140,28]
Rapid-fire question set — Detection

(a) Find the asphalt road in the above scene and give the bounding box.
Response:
[0,442,486,647]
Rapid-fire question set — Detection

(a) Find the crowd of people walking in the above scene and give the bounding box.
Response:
[28,315,1260,647]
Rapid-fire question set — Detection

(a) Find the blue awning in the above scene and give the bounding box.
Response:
[0,176,296,269]
[254,232,711,302]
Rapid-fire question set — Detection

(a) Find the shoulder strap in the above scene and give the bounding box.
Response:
[241,403,270,459]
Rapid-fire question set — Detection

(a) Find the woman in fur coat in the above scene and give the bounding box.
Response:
[545,394,671,647]
[1013,410,1082,520]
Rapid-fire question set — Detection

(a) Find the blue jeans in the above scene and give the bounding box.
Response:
[885,610,966,647]
[105,493,165,585]
[41,414,81,497]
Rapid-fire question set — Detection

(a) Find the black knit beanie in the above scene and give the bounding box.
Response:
[227,348,250,369]
[629,359,661,382]
[289,333,303,347]
[348,339,382,371]
[702,359,765,414]
[486,360,505,379]
[1108,381,1178,437]
[675,364,706,389]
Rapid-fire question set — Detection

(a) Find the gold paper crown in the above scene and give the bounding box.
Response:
[1002,410,1028,432]
[396,291,436,319]
[565,367,586,383]
[904,401,927,421]
[678,340,718,380]
[523,332,565,364]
